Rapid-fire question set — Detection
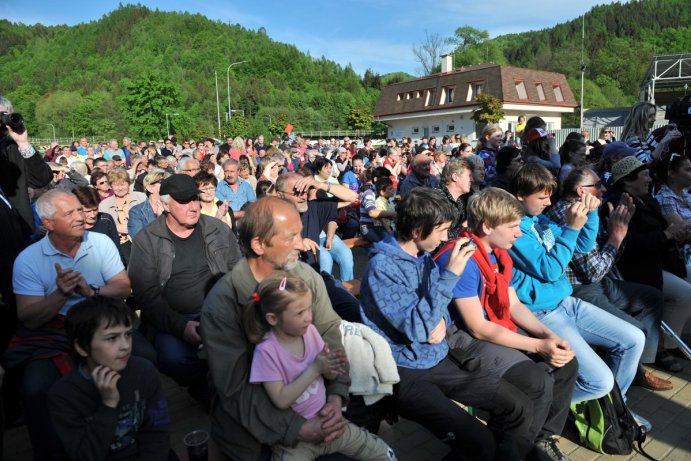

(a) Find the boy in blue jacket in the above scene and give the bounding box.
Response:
[508,164,646,421]
[360,187,534,461]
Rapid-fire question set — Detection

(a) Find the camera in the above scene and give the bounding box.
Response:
[0,111,26,134]
[460,240,477,250]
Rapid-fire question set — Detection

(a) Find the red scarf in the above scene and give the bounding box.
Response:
[435,232,517,332]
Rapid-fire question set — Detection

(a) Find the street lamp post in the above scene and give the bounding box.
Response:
[215,71,222,138]
[166,113,179,138]
[226,60,247,120]
[46,123,56,141]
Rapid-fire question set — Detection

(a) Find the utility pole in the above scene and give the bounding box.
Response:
[215,71,221,137]
[226,61,247,120]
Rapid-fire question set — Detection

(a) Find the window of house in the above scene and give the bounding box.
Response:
[445,86,455,104]
[415,90,422,99]
[440,87,455,105]
[412,127,420,135]
[553,85,564,102]
[536,83,545,101]
[425,89,435,107]
[432,126,440,133]
[397,93,402,101]
[406,92,412,100]
[447,125,455,132]
[466,82,484,101]
[515,80,528,99]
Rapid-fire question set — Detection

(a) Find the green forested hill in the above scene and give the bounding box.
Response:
[451,0,691,116]
[2,1,690,140]
[0,5,380,139]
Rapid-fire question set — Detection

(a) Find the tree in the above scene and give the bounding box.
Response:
[448,26,489,49]
[118,74,182,139]
[222,113,250,138]
[412,30,446,76]
[472,94,505,129]
[268,113,291,137]
[346,107,373,131]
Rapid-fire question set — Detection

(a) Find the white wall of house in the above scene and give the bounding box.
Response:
[380,106,572,142]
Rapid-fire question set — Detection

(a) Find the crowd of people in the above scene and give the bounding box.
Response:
[1,90,690,461]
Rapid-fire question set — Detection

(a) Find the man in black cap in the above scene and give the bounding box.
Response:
[128,174,242,400]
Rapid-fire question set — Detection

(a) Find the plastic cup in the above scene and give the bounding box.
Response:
[183,429,209,461]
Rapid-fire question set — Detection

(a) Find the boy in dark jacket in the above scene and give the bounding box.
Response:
[48,296,171,461]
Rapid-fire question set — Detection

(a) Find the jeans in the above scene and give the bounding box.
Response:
[319,234,354,281]
[535,296,644,404]
[572,277,663,364]
[661,269,691,345]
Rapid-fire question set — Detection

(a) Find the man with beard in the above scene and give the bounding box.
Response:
[201,196,352,461]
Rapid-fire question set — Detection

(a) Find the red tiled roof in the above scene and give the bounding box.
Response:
[374,64,577,118]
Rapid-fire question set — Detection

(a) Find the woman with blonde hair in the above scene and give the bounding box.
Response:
[476,123,503,185]
[128,168,170,239]
[621,101,682,163]
[99,168,147,263]
[229,136,245,161]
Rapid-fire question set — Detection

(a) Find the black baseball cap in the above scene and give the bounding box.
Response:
[160,174,200,202]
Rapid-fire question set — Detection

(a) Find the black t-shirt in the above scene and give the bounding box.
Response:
[164,225,213,315]
[300,199,338,266]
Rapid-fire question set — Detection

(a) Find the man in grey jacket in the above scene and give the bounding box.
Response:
[201,196,352,461]
[129,174,241,400]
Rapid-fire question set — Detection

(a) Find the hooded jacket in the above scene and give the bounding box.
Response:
[359,234,457,370]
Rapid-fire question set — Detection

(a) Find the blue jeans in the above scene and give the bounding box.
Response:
[534,296,644,404]
[319,234,354,281]
[572,277,662,364]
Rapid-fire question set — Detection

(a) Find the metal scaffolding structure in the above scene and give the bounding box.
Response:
[640,53,691,105]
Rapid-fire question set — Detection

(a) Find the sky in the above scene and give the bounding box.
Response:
[3,0,622,76]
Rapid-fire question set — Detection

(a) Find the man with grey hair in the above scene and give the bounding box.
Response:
[398,151,440,200]
[55,160,90,192]
[176,157,201,176]
[103,138,124,161]
[7,188,130,459]
[129,174,241,401]
[216,158,256,218]
[439,157,474,241]
[0,94,53,231]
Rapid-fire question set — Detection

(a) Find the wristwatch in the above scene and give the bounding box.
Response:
[89,284,101,296]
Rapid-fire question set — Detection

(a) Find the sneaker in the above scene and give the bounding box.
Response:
[534,437,570,461]
[633,369,673,391]
[630,410,653,433]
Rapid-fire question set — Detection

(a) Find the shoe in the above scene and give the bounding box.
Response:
[630,410,653,433]
[655,350,682,372]
[534,437,571,461]
[633,369,673,391]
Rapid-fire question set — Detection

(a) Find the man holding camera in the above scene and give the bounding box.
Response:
[0,95,53,232]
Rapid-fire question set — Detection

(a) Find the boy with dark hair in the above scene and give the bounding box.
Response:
[508,164,648,427]
[360,187,534,461]
[436,187,578,460]
[48,296,171,461]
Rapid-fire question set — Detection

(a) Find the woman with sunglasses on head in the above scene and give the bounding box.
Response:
[127,169,170,239]
[621,102,683,164]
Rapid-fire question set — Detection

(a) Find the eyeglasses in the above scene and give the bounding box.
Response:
[97,180,108,185]
[151,179,164,185]
[183,167,201,173]
[199,186,216,193]
[580,181,603,188]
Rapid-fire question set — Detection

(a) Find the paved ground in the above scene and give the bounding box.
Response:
[3,357,690,460]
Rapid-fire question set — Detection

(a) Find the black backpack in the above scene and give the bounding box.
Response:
[570,382,656,460]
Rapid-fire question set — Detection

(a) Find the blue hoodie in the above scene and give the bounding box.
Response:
[509,211,598,311]
[359,234,458,369]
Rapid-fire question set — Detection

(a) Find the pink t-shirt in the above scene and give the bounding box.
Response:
[250,324,326,419]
